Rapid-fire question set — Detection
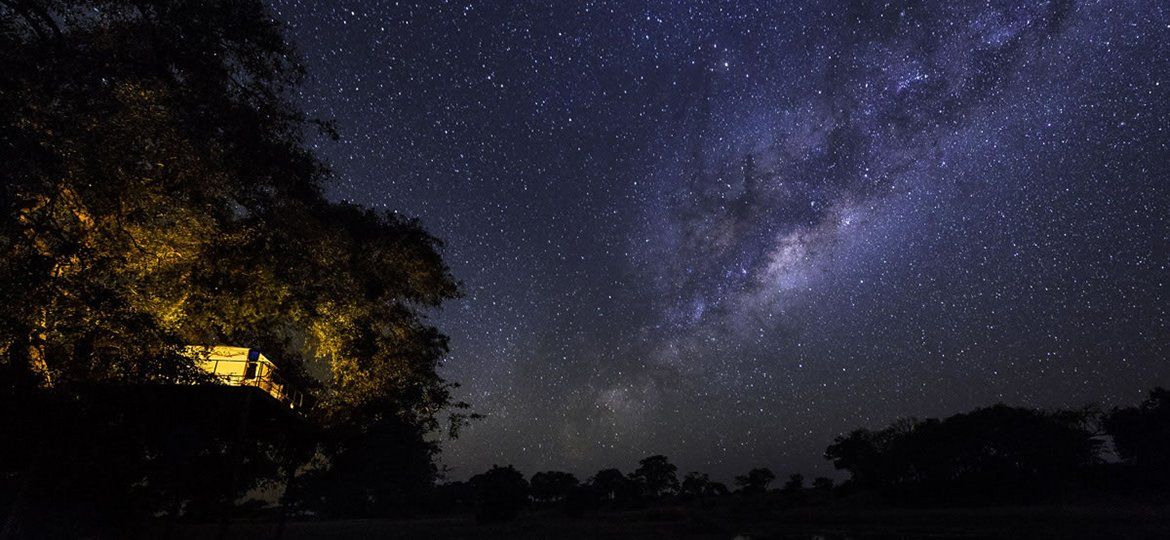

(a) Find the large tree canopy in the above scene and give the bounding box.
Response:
[0,0,466,527]
[1,0,462,429]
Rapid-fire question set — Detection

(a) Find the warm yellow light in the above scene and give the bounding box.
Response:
[183,345,303,409]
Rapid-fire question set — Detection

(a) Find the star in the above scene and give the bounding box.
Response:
[272,0,1170,482]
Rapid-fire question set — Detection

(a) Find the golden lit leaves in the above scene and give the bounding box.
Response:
[2,2,463,434]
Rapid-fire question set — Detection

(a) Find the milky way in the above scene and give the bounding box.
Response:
[270,1,1170,481]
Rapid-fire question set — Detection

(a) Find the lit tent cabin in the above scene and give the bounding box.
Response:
[184,345,305,410]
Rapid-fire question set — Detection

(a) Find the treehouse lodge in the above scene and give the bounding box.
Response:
[185,345,306,411]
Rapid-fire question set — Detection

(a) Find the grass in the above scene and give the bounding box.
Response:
[165,502,1170,539]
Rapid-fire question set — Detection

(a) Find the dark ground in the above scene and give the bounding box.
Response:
[166,504,1170,539]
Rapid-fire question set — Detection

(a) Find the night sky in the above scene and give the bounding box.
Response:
[269,1,1170,481]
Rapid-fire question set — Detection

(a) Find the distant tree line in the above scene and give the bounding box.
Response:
[439,388,1170,523]
[825,389,1170,502]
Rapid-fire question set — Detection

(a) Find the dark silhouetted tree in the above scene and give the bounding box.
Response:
[825,405,1100,502]
[823,419,917,491]
[680,472,703,498]
[630,455,679,499]
[783,473,805,492]
[590,468,632,503]
[681,472,710,498]
[734,467,776,495]
[530,471,579,502]
[681,471,728,505]
[469,465,529,523]
[812,476,834,492]
[1103,388,1170,488]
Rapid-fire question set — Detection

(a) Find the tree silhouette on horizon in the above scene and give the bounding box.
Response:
[630,455,680,499]
[530,471,580,503]
[735,467,776,495]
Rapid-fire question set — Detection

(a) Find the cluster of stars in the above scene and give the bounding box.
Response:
[272,0,1168,481]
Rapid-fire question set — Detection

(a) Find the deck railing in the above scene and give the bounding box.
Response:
[198,357,305,411]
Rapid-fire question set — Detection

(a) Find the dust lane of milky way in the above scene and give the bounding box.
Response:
[269,0,1170,481]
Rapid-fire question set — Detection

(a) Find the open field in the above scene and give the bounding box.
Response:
[168,504,1170,539]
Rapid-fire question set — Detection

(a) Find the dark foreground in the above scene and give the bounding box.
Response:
[166,504,1170,539]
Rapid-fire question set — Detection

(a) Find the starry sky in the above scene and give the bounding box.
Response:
[269,0,1170,482]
